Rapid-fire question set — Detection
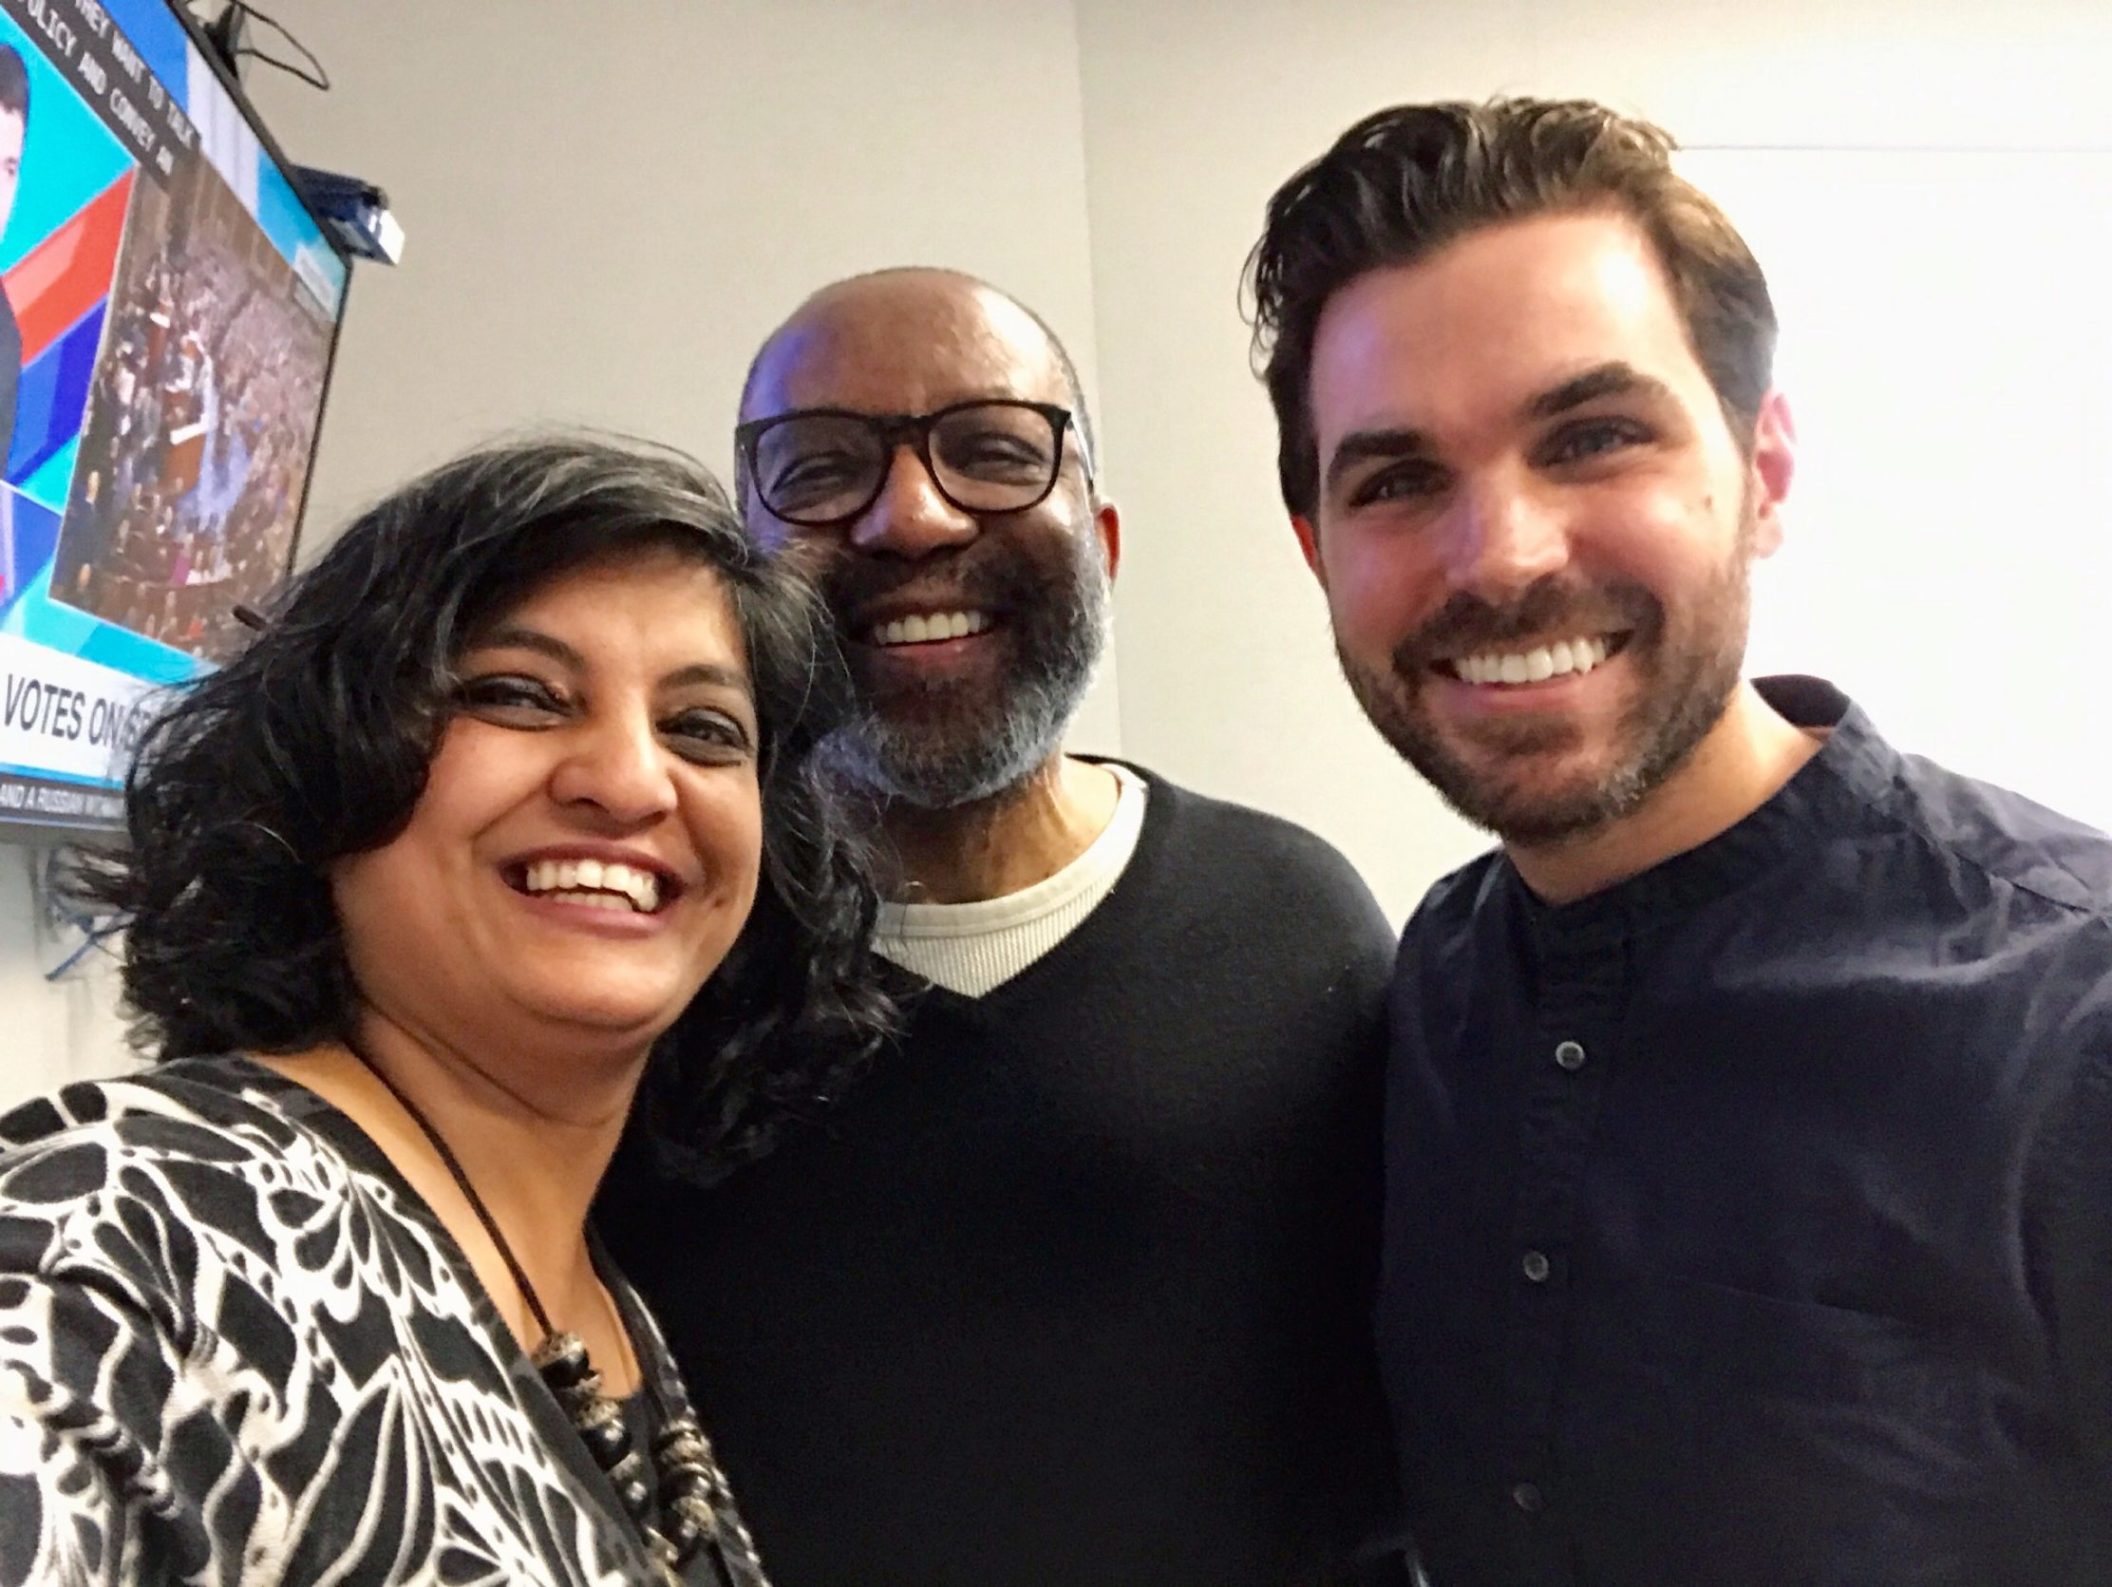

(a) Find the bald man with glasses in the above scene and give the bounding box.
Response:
[601,268,1409,1587]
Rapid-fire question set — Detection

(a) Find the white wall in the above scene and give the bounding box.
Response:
[4,0,1117,1106]
[1076,0,2112,921]
[1687,148,2112,832]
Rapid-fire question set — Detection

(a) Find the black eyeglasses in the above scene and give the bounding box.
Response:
[735,399,1086,529]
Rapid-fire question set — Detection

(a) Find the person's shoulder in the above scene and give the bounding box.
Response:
[1097,763,1396,1030]
[0,1057,366,1272]
[1115,760,1378,900]
[0,1054,314,1163]
[1867,747,2112,923]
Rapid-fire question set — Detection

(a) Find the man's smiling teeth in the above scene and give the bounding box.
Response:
[520,858,661,913]
[869,610,991,646]
[1450,636,1613,687]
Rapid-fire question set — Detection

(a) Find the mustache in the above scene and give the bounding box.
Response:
[1392,576,1661,672]
[821,542,1026,627]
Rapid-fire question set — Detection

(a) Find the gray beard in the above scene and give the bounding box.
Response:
[817,564,1110,811]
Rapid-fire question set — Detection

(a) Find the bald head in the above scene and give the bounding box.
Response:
[739,268,1097,478]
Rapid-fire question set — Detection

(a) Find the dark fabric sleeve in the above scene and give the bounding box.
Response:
[2030,1001,2112,1568]
[2044,1048,2112,1449]
[0,1136,268,1587]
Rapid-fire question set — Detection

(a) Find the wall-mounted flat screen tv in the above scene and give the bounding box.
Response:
[0,0,348,837]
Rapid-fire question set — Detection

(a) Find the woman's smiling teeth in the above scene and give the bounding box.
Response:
[869,610,991,647]
[518,857,662,913]
[1448,635,1614,687]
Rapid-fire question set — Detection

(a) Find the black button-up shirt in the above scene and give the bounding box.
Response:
[1380,676,2112,1586]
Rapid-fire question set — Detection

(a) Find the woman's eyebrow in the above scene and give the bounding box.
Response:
[662,662,755,701]
[468,626,581,668]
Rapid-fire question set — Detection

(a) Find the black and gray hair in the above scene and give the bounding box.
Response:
[70,432,893,1181]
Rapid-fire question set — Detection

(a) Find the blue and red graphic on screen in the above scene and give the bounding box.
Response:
[0,0,346,832]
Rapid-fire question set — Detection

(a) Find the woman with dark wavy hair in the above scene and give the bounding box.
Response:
[0,434,890,1587]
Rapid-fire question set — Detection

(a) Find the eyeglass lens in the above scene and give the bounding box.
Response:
[752,402,1061,524]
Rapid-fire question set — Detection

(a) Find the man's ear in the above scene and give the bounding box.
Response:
[1292,513,1324,584]
[1746,390,1796,560]
[1095,500,1122,583]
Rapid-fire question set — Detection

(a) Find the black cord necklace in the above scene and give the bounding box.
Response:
[359,1054,768,1586]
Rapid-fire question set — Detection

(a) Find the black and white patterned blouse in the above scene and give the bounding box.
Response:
[0,1054,748,1586]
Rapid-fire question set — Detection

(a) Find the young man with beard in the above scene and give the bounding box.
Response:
[599,268,1407,1587]
[1249,98,2112,1586]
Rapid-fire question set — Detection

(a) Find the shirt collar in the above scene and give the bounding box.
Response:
[1503,675,1897,943]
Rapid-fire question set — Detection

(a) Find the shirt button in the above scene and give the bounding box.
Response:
[1521,1250,1551,1283]
[1512,1482,1545,1514]
[1554,1040,1587,1071]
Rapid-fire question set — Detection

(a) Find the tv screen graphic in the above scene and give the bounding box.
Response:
[0,0,347,836]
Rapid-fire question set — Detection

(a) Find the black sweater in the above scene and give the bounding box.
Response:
[602,767,1404,1586]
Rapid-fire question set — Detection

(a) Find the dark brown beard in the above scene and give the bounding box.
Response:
[1341,519,1756,845]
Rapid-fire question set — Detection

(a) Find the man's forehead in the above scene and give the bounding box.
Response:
[744,279,1066,419]
[1310,213,1709,435]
